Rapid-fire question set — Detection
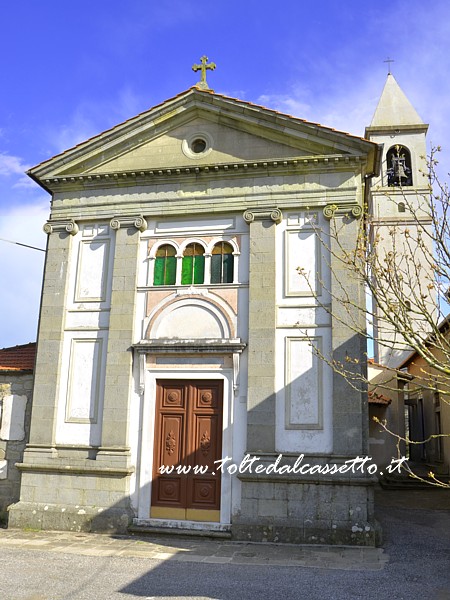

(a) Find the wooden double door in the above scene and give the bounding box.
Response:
[151,380,223,522]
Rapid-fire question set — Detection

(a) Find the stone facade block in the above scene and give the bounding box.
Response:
[233,476,379,546]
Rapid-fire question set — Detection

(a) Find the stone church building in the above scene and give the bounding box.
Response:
[8,66,415,545]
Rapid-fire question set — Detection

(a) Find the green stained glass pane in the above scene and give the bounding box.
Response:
[153,257,165,286]
[165,256,176,284]
[222,253,234,283]
[154,245,176,286]
[181,255,193,284]
[193,255,205,284]
[211,253,221,283]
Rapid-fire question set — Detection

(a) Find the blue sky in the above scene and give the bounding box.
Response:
[1,0,450,348]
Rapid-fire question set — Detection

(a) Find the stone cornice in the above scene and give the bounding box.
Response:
[133,339,246,354]
[110,215,147,232]
[16,462,134,477]
[47,189,361,223]
[39,154,368,193]
[365,123,429,135]
[43,219,79,235]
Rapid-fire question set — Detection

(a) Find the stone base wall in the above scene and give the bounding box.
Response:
[8,469,134,533]
[8,502,133,533]
[232,476,380,546]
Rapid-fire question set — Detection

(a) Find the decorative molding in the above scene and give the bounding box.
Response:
[110,215,147,232]
[243,208,282,223]
[16,462,134,477]
[165,430,176,455]
[39,154,369,192]
[200,431,211,455]
[43,219,79,235]
[133,338,246,355]
[323,203,362,220]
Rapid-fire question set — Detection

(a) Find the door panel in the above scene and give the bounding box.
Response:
[151,380,223,521]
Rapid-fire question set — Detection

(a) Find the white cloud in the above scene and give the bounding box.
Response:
[256,79,379,140]
[0,201,49,348]
[0,153,31,177]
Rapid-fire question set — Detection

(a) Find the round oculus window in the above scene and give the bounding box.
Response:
[191,138,207,153]
[182,132,213,159]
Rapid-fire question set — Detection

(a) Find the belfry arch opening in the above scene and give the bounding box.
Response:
[386,145,413,187]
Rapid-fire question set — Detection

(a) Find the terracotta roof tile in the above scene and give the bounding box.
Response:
[368,390,392,406]
[0,342,36,372]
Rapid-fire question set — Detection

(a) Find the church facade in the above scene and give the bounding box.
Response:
[9,81,382,544]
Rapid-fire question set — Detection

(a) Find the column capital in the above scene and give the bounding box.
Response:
[243,208,282,224]
[43,219,79,235]
[323,203,362,220]
[110,215,147,232]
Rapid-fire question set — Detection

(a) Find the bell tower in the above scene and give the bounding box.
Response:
[365,74,434,367]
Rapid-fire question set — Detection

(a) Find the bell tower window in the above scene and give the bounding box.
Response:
[386,145,413,187]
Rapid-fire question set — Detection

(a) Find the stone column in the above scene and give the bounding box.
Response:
[96,215,146,467]
[243,208,281,452]
[26,220,78,454]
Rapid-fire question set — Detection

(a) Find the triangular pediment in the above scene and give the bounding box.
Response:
[29,88,376,181]
[83,116,324,175]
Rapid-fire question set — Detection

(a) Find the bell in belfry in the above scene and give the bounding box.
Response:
[394,156,407,180]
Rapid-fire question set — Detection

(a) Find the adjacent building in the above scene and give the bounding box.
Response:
[0,343,35,521]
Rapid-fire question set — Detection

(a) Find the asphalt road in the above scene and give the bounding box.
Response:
[2,489,450,600]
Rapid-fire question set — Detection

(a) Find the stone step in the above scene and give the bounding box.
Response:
[379,469,449,490]
[128,525,232,540]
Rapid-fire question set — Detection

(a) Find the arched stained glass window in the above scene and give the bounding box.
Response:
[211,242,234,284]
[181,243,205,285]
[153,244,177,286]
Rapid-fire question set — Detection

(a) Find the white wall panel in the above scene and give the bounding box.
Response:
[55,332,107,445]
[65,338,103,423]
[285,337,322,430]
[75,239,111,302]
[275,329,333,453]
[284,228,320,297]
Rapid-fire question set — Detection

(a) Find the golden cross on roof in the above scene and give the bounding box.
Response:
[192,55,216,90]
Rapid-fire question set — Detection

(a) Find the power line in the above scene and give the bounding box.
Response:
[0,237,46,253]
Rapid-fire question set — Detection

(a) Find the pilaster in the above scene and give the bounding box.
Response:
[27,220,78,449]
[328,212,368,456]
[244,208,281,452]
[97,216,146,466]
